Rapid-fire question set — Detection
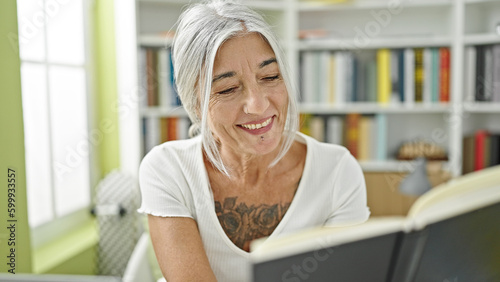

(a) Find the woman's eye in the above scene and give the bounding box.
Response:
[263,75,280,81]
[218,87,236,95]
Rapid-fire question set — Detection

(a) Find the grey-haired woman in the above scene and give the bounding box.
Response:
[138,1,370,281]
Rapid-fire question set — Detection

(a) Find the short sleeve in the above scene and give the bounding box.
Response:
[137,147,194,218]
[324,152,370,227]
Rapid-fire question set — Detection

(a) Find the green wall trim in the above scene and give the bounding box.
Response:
[0,0,120,275]
[33,219,98,275]
[93,0,120,177]
[0,0,33,274]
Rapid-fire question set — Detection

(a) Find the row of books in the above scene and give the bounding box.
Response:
[300,47,451,105]
[300,113,388,161]
[142,117,190,154]
[464,44,500,102]
[463,130,500,174]
[138,47,181,108]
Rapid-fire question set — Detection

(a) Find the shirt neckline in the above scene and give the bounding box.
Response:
[197,132,312,256]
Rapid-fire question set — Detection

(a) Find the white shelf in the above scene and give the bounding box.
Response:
[139,34,173,47]
[138,0,286,10]
[243,0,286,11]
[464,33,500,45]
[142,103,452,116]
[119,0,500,178]
[298,36,452,50]
[137,0,196,4]
[463,102,500,113]
[465,0,500,4]
[299,103,451,114]
[140,106,188,117]
[360,160,449,173]
[299,0,452,11]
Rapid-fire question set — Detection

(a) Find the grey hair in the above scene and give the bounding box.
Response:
[172,0,299,176]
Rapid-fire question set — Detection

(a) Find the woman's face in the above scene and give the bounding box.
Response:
[207,32,288,157]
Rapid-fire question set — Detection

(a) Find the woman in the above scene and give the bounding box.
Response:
[138,1,370,281]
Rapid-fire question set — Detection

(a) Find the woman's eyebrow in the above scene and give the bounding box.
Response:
[260,58,277,68]
[212,58,277,83]
[212,71,236,83]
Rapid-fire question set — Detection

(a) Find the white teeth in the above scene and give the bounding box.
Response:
[241,117,272,130]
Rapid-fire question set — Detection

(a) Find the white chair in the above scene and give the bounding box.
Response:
[123,233,156,282]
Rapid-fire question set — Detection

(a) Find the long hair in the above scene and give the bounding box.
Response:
[172,0,299,176]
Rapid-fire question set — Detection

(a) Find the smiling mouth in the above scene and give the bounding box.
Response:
[239,116,273,130]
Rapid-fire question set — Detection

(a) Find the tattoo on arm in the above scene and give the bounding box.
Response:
[215,197,291,250]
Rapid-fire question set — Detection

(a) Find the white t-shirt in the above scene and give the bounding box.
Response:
[138,132,370,282]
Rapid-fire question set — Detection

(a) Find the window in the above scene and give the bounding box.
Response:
[17,0,92,245]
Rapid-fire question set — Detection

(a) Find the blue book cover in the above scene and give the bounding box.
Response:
[398,49,405,102]
[168,48,181,106]
[366,59,377,102]
[431,48,440,103]
[352,55,359,102]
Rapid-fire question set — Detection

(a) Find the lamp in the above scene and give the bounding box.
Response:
[399,157,432,196]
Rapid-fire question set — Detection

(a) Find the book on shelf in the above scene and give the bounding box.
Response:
[474,130,488,171]
[346,52,355,103]
[300,51,315,104]
[423,48,432,104]
[491,135,500,168]
[404,48,415,107]
[299,47,450,106]
[377,48,391,104]
[146,48,158,107]
[357,116,372,161]
[396,49,405,103]
[439,47,450,103]
[375,114,387,161]
[462,135,475,174]
[464,46,477,102]
[142,117,190,155]
[319,51,331,105]
[476,45,486,101]
[366,59,377,103]
[328,53,336,104]
[299,114,313,137]
[334,52,347,104]
[139,46,181,109]
[310,116,325,143]
[431,48,439,103]
[251,167,500,282]
[494,44,500,103]
[468,43,500,103]
[345,113,360,158]
[144,116,160,154]
[462,130,500,174]
[484,46,493,102]
[157,49,172,107]
[299,113,387,162]
[414,48,424,103]
[325,116,343,145]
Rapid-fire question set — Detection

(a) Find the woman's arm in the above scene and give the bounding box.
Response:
[148,215,218,282]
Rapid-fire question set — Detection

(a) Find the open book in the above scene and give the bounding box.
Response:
[250,165,500,282]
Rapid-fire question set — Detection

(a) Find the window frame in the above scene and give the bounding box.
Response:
[18,0,98,249]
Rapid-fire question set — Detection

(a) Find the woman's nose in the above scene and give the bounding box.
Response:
[243,83,269,115]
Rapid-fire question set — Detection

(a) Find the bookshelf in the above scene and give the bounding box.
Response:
[115,0,500,179]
